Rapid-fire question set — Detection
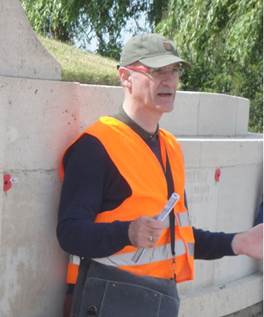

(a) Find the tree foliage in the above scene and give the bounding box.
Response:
[21,0,73,42]
[63,0,150,58]
[157,0,263,132]
[22,0,262,131]
[21,0,152,59]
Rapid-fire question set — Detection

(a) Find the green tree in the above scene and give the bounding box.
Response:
[63,0,151,59]
[157,0,263,132]
[21,0,169,59]
[21,0,73,42]
[21,0,153,59]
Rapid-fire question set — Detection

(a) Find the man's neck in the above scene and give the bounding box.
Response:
[114,106,159,141]
[122,102,160,134]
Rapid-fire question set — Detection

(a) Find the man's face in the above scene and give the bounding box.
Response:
[121,63,181,114]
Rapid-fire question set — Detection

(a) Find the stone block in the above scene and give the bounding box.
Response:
[179,140,201,168]
[179,274,263,317]
[79,84,123,130]
[216,164,261,232]
[198,93,237,136]
[0,0,61,80]
[185,167,219,230]
[199,141,240,167]
[238,141,263,165]
[1,76,80,170]
[235,98,249,135]
[0,171,65,317]
[160,91,199,135]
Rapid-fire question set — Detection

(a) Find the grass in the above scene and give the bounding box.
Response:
[38,35,120,86]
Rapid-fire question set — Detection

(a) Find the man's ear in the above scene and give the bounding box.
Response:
[118,68,132,89]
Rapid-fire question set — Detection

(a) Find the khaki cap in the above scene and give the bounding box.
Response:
[119,33,190,68]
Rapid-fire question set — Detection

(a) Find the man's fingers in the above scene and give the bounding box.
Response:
[143,232,161,248]
[143,216,164,229]
[128,216,164,248]
[231,223,263,259]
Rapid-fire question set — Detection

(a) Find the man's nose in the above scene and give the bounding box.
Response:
[161,75,178,88]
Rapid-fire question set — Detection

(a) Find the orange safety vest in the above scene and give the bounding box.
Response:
[66,255,80,284]
[61,116,195,284]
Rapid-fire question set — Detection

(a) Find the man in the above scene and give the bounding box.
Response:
[57,33,263,317]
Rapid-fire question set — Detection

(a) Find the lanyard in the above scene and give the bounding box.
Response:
[159,135,176,258]
[164,151,176,258]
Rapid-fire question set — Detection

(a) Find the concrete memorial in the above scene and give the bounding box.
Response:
[0,1,262,316]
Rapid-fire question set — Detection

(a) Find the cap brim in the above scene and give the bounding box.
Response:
[139,54,191,68]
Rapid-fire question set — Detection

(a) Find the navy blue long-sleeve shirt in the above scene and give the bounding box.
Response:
[57,111,235,260]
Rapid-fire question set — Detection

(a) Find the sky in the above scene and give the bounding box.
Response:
[74,11,151,53]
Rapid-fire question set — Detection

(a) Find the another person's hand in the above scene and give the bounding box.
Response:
[128,216,164,248]
[231,224,263,259]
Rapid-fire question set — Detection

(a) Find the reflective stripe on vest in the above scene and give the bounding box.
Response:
[64,210,191,285]
[84,117,195,282]
[66,255,80,284]
[94,241,194,267]
[163,210,191,228]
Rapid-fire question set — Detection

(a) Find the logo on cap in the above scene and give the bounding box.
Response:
[163,41,174,51]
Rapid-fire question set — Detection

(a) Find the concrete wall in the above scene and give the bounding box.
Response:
[77,85,250,137]
[160,91,249,136]
[178,139,263,316]
[0,77,76,317]
[0,77,262,317]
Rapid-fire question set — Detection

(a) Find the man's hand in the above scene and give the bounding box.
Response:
[128,216,164,248]
[231,224,263,259]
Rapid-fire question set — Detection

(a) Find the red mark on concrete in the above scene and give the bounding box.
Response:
[215,168,221,182]
[3,174,12,192]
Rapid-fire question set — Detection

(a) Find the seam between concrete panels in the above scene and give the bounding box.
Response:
[3,169,56,174]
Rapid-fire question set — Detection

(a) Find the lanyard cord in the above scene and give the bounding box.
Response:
[163,150,193,281]
[164,150,176,258]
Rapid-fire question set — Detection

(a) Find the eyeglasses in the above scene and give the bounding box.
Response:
[120,64,184,79]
